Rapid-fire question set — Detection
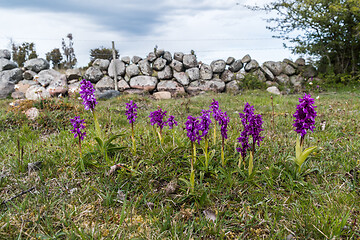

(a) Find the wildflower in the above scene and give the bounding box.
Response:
[198,110,212,137]
[210,99,220,121]
[185,115,202,143]
[125,100,138,124]
[149,108,167,129]
[79,79,97,111]
[70,116,86,141]
[293,94,317,138]
[217,110,230,140]
[167,115,178,129]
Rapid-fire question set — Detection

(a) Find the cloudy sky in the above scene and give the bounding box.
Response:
[0,0,303,67]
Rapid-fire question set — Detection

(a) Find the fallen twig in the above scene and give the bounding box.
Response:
[1,187,35,206]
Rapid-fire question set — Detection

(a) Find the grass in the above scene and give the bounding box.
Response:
[0,89,359,239]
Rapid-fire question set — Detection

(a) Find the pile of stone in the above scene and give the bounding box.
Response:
[0,48,318,100]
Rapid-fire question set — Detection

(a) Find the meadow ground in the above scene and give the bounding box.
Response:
[0,88,359,239]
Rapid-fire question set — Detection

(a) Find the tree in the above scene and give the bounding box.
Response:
[249,0,360,74]
[11,42,38,67]
[46,48,63,69]
[62,33,77,69]
[89,46,119,66]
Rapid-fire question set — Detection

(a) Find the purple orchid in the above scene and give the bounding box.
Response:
[79,79,97,111]
[70,116,86,141]
[125,100,138,124]
[199,110,212,137]
[293,94,317,137]
[149,108,167,129]
[185,115,202,144]
[167,115,178,129]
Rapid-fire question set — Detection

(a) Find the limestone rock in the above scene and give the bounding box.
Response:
[301,65,317,78]
[108,59,126,77]
[153,58,167,71]
[186,67,200,81]
[0,59,18,71]
[229,60,243,72]
[153,91,171,100]
[0,68,23,83]
[226,57,235,65]
[121,56,131,64]
[188,79,225,93]
[276,74,290,85]
[132,56,142,64]
[260,65,275,81]
[129,76,158,91]
[11,91,25,99]
[282,63,296,76]
[283,59,298,69]
[14,80,37,95]
[221,69,234,83]
[253,69,266,82]
[170,59,183,72]
[147,52,157,62]
[211,60,226,73]
[123,89,148,95]
[25,85,50,100]
[266,86,281,95]
[235,71,245,80]
[0,49,11,60]
[97,90,120,100]
[24,58,49,73]
[245,60,259,72]
[295,58,306,66]
[241,54,251,64]
[66,68,82,81]
[126,64,140,78]
[157,80,185,95]
[290,75,304,87]
[25,107,40,120]
[84,67,103,83]
[93,59,110,71]
[174,52,184,62]
[95,76,115,91]
[68,81,81,96]
[0,81,15,99]
[157,66,173,80]
[23,70,36,80]
[163,51,172,63]
[183,54,197,68]
[37,69,61,87]
[226,80,240,93]
[117,79,130,91]
[47,74,68,97]
[138,59,152,76]
[263,61,283,76]
[155,49,165,58]
[200,64,213,80]
[173,71,190,86]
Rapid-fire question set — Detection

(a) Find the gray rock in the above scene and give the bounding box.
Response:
[188,79,225,93]
[276,74,290,84]
[121,56,131,64]
[147,52,157,62]
[37,69,61,87]
[235,71,245,80]
[123,89,148,95]
[173,71,190,86]
[266,86,281,95]
[169,59,183,72]
[153,58,167,71]
[226,57,235,65]
[138,59,152,76]
[97,90,120,100]
[84,67,103,83]
[290,75,304,87]
[68,81,81,96]
[131,56,142,64]
[229,60,243,72]
[183,54,198,68]
[266,81,278,86]
[47,74,68,96]
[93,59,110,71]
[0,68,23,83]
[117,79,130,91]
[211,60,226,73]
[157,80,185,95]
[108,59,126,77]
[11,91,25,99]
[263,61,283,76]
[221,69,234,83]
[157,66,173,80]
[25,85,50,100]
[301,65,317,78]
[23,70,36,80]
[241,54,251,64]
[95,76,115,91]
[155,49,165,57]
[0,81,15,99]
[14,80,37,95]
[0,59,18,71]
[163,51,172,63]
[253,69,266,82]
[226,80,240,93]
[200,64,213,80]
[282,63,296,76]
[66,68,82,81]
[283,59,298,69]
[153,91,172,100]
[0,49,11,60]
[174,52,184,62]
[129,76,158,91]
[295,58,306,66]
[126,64,140,78]
[244,60,259,72]
[260,65,275,81]
[186,67,200,81]
[24,58,49,73]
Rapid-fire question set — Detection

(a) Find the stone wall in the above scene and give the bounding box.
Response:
[0,48,318,100]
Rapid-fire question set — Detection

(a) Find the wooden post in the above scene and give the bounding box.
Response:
[112,41,118,91]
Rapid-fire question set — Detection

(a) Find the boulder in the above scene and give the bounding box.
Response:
[153,58,167,71]
[47,74,68,96]
[155,49,165,57]
[253,69,266,82]
[66,68,82,81]
[117,79,130,91]
[84,67,103,83]
[0,49,11,60]
[138,59,152,76]
[244,60,259,72]
[97,90,120,100]
[200,64,213,80]
[95,76,115,91]
[126,64,140,78]
[260,65,275,81]
[174,52,184,62]
[0,68,23,83]
[173,71,190,86]
[229,60,243,72]
[241,54,251,64]
[183,54,197,68]
[23,70,36,80]
[157,66,173,80]
[92,59,110,71]
[169,59,183,72]
[108,59,126,77]
[123,89,147,95]
[266,86,281,95]
[226,80,240,93]
[188,79,225,93]
[0,81,15,99]
[163,51,172,63]
[14,80,37,95]
[121,56,131,64]
[25,85,50,100]
[157,80,185,95]
[263,61,283,76]
[11,91,25,99]
[211,60,226,73]
[132,56,142,64]
[221,69,234,83]
[37,69,61,87]
[295,58,306,66]
[68,81,81,96]
[226,57,235,65]
[301,65,317,78]
[129,76,158,91]
[147,52,157,62]
[0,59,18,71]
[25,107,39,120]
[283,59,298,69]
[235,71,245,80]
[153,91,172,100]
[186,67,200,81]
[290,75,304,87]
[282,63,296,76]
[23,58,49,73]
[275,74,290,85]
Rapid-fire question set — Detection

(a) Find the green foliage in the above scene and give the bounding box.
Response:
[11,41,38,67]
[45,48,63,69]
[239,73,266,90]
[89,46,119,66]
